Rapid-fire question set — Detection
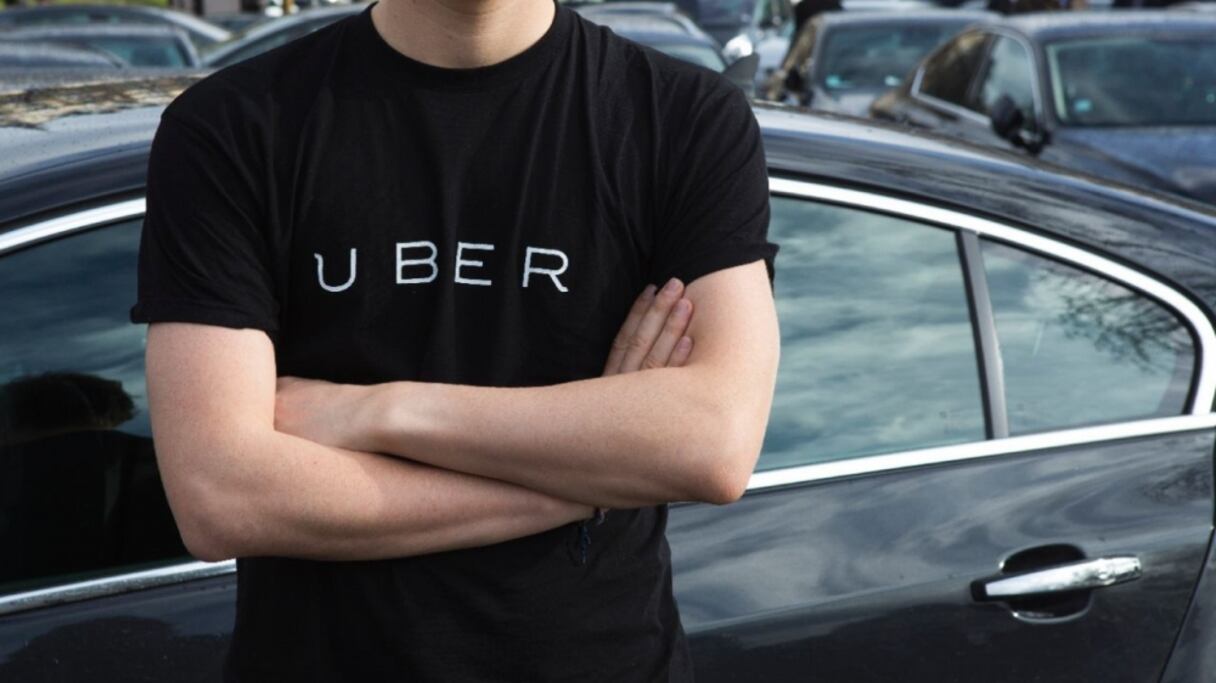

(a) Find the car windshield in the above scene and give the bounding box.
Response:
[651,43,726,71]
[1047,35,1216,126]
[817,24,959,92]
[81,36,187,67]
[688,0,752,26]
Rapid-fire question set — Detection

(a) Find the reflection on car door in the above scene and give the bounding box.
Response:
[669,184,1215,682]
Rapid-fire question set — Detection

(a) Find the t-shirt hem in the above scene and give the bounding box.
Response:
[130,299,279,333]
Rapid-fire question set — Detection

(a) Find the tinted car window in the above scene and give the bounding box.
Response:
[917,30,989,110]
[982,240,1195,435]
[819,24,964,92]
[0,219,186,596]
[83,36,189,67]
[758,197,985,471]
[211,18,333,67]
[978,36,1034,118]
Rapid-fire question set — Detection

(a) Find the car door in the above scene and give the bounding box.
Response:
[0,206,235,681]
[670,179,1216,682]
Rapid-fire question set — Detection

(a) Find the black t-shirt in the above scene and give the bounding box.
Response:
[130,3,775,681]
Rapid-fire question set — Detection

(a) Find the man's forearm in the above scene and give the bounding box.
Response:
[164,426,590,563]
[360,365,765,509]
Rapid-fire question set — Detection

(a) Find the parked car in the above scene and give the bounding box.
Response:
[870,12,1216,204]
[0,25,202,69]
[202,4,362,68]
[575,3,760,91]
[661,0,794,62]
[2,73,1216,682]
[762,9,992,113]
[0,4,230,50]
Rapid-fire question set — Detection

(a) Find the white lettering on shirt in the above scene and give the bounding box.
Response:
[315,249,357,293]
[454,242,494,287]
[522,247,570,293]
[397,241,439,284]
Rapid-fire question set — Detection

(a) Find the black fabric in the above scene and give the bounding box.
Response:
[131,2,775,680]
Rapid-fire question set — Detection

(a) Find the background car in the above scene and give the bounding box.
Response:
[762,9,992,113]
[0,25,203,69]
[870,12,1216,204]
[0,4,231,50]
[201,4,361,67]
[1,73,1215,681]
[574,3,760,91]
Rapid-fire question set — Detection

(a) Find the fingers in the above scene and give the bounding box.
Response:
[604,284,657,376]
[619,278,686,373]
[668,335,694,368]
[629,298,693,373]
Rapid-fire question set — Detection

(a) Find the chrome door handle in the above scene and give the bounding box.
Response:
[975,555,1142,600]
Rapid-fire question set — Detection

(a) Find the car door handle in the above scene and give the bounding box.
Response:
[974,555,1142,600]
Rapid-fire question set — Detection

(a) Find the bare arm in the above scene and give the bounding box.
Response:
[276,260,780,509]
[148,290,695,562]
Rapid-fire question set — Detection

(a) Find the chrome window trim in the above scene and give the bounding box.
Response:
[749,413,1216,492]
[0,198,145,256]
[2,183,1214,616]
[0,561,235,617]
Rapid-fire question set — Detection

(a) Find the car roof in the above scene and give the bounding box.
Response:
[989,10,1216,41]
[815,8,994,28]
[0,4,231,42]
[1,23,191,39]
[0,77,1213,315]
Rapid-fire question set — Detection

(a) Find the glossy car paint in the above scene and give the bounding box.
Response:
[1,81,1215,680]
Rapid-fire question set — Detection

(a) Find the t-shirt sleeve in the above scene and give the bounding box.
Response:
[650,80,777,287]
[129,109,280,332]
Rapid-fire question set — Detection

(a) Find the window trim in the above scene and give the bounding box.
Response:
[1,183,1214,616]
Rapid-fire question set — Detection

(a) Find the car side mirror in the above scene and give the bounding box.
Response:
[989,94,1047,154]
[724,54,760,98]
[989,94,1023,140]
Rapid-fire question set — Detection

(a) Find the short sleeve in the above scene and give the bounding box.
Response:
[651,81,777,287]
[129,109,279,332]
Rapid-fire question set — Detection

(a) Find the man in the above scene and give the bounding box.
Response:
[130,0,780,679]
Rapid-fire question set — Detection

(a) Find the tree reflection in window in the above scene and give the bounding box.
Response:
[982,239,1195,435]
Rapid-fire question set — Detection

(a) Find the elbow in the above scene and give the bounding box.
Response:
[688,412,764,506]
[166,479,253,563]
[175,508,239,563]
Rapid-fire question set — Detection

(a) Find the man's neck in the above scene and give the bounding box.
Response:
[371,0,556,70]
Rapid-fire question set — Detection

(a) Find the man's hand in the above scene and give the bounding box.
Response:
[275,284,695,447]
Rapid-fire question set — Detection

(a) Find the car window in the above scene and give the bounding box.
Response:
[0,219,187,597]
[981,239,1195,435]
[214,18,332,67]
[757,197,985,472]
[977,36,1035,119]
[917,30,989,110]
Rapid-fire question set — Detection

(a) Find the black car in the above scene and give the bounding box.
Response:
[0,25,203,69]
[2,76,1216,682]
[762,9,993,114]
[0,4,231,50]
[870,12,1216,205]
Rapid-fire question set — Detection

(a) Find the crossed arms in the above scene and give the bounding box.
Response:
[147,260,779,562]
